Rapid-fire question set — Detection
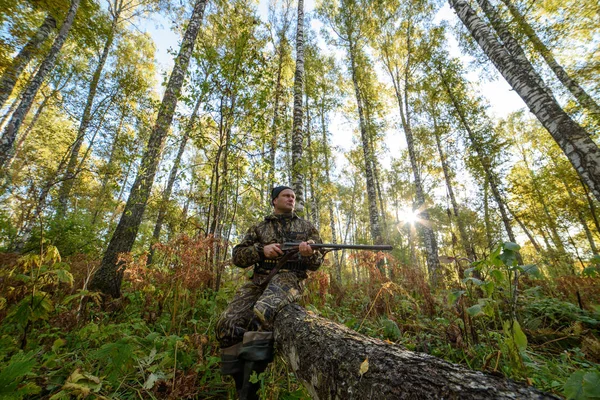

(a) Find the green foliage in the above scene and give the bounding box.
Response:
[0,241,598,398]
[564,369,600,400]
[0,351,40,399]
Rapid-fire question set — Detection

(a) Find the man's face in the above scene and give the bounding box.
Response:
[273,189,295,213]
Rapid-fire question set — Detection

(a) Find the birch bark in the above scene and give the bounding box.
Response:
[89,0,208,297]
[0,0,81,170]
[499,0,600,117]
[0,14,56,110]
[449,0,600,203]
[291,0,306,212]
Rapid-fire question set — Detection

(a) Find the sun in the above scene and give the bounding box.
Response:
[398,207,419,225]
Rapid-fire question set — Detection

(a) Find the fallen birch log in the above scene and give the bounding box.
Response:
[274,304,558,399]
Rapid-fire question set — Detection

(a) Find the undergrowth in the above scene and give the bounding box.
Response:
[0,238,598,399]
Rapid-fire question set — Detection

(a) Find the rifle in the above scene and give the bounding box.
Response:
[256,242,393,287]
[282,242,393,253]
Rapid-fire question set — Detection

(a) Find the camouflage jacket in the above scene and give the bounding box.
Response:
[232,212,323,275]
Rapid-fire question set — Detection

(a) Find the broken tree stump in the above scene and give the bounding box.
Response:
[274,304,558,399]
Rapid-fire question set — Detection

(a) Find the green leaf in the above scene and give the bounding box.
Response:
[504,242,521,251]
[499,250,517,267]
[29,292,54,321]
[0,351,37,395]
[564,370,586,400]
[92,338,136,383]
[53,269,74,285]
[462,277,484,286]
[447,290,465,305]
[249,371,259,384]
[521,264,541,278]
[467,304,483,317]
[503,320,527,351]
[481,281,495,297]
[52,338,66,353]
[583,371,600,398]
[490,269,504,282]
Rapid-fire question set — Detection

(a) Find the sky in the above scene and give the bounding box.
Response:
[140,0,527,174]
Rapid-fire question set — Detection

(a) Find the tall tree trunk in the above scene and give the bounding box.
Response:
[397,59,440,282]
[291,0,306,212]
[449,0,600,203]
[0,97,19,131]
[320,101,340,281]
[0,14,57,110]
[5,71,73,171]
[306,95,318,224]
[580,178,600,238]
[475,0,550,96]
[553,162,598,254]
[147,129,192,264]
[348,42,382,246]
[13,155,70,252]
[364,101,388,242]
[268,14,290,190]
[91,109,126,225]
[518,147,566,254]
[432,114,476,261]
[483,178,493,249]
[147,96,201,265]
[89,0,207,298]
[439,68,523,264]
[488,176,524,262]
[379,14,440,282]
[0,0,81,170]
[56,15,119,219]
[499,0,600,117]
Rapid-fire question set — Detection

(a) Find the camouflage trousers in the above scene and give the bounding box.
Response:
[216,272,302,348]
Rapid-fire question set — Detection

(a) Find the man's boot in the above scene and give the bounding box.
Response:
[237,332,274,400]
[220,342,244,395]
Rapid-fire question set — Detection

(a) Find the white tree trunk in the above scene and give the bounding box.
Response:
[449,0,600,203]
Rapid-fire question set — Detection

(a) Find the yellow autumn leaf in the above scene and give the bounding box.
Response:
[359,357,369,377]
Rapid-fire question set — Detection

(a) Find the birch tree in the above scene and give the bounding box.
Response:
[56,0,159,219]
[317,0,383,245]
[374,0,441,282]
[449,0,600,204]
[291,0,306,212]
[90,0,208,297]
[0,14,56,110]
[498,0,600,118]
[0,0,81,171]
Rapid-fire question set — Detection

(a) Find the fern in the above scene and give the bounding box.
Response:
[0,351,40,399]
[91,338,137,384]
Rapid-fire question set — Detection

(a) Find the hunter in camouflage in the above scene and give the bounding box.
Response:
[216,186,323,399]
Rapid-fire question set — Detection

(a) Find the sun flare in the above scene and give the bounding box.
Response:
[398,207,419,224]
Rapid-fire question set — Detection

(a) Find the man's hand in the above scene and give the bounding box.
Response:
[299,240,314,257]
[263,243,284,259]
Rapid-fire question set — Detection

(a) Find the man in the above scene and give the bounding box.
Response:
[216,186,323,399]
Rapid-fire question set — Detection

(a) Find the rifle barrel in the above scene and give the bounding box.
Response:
[283,242,393,251]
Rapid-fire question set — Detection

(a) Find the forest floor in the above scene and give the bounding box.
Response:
[0,242,599,399]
